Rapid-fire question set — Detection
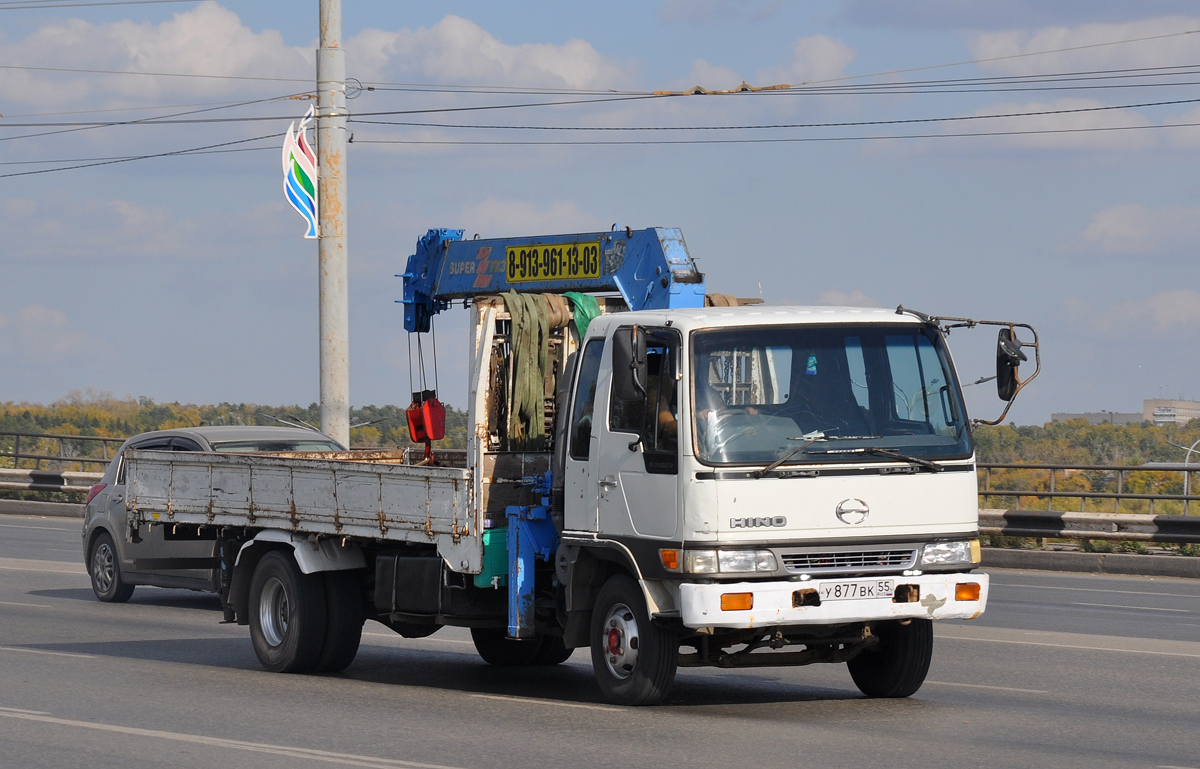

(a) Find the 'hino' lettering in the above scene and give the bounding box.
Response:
[730,516,787,529]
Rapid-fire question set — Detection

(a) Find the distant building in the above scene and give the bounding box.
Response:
[1050,412,1142,426]
[1143,399,1200,426]
[1050,399,1200,427]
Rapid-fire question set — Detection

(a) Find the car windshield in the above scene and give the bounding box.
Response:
[691,323,971,466]
[210,440,344,453]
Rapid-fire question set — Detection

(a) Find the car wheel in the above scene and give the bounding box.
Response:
[847,619,933,698]
[249,550,327,673]
[470,627,542,666]
[314,570,364,673]
[590,575,678,706]
[89,531,135,603]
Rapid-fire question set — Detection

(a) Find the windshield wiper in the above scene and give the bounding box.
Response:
[753,432,826,478]
[805,446,943,472]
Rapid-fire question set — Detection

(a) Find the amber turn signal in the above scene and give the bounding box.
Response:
[955,583,981,601]
[720,592,753,611]
[659,549,680,571]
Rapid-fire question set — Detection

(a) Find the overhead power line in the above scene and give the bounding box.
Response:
[352,119,1200,147]
[0,133,275,179]
[350,96,1200,132]
[0,0,195,11]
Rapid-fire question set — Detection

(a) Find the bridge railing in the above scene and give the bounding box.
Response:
[0,431,125,472]
[978,462,1200,517]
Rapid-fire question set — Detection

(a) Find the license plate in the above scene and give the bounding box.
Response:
[506,242,601,283]
[819,579,895,601]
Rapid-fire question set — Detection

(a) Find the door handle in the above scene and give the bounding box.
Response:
[598,476,618,489]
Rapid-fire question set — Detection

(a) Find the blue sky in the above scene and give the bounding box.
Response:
[2,0,1198,425]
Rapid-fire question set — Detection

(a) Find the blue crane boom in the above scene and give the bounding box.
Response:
[400,227,707,332]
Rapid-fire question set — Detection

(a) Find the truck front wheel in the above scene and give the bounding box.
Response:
[249,551,328,673]
[847,619,933,698]
[590,575,678,706]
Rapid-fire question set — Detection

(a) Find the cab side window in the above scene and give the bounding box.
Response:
[568,340,606,461]
[116,439,174,484]
[608,328,680,474]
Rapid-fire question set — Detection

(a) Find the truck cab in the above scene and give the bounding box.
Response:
[548,306,987,702]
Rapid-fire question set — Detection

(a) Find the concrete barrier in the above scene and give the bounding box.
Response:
[983,547,1200,579]
[0,499,85,518]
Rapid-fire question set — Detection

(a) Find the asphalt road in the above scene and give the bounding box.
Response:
[1,513,1197,769]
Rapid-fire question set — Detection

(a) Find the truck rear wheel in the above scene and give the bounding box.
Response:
[590,575,678,706]
[847,619,933,698]
[532,635,574,665]
[314,570,364,673]
[249,551,327,673]
[470,628,542,666]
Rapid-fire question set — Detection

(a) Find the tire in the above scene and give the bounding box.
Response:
[590,575,678,706]
[847,619,933,698]
[471,627,543,666]
[88,531,135,603]
[314,570,364,673]
[248,551,327,673]
[532,635,574,665]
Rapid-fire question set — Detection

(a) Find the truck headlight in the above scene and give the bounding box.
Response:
[921,540,976,566]
[684,550,777,574]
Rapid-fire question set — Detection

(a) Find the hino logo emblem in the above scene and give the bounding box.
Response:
[730,516,787,529]
[835,499,870,525]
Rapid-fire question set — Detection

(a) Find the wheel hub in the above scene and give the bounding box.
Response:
[258,577,290,648]
[601,603,639,680]
[92,543,115,593]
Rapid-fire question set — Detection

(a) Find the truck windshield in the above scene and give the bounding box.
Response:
[691,323,971,466]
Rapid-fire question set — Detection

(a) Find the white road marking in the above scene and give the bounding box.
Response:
[1072,602,1190,613]
[0,646,94,659]
[0,523,76,531]
[0,601,52,608]
[468,693,621,712]
[995,583,1200,599]
[1157,765,1199,769]
[924,681,1048,694]
[0,709,465,769]
[0,706,51,715]
[937,635,1200,659]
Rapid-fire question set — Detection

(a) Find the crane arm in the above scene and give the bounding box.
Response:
[400,227,706,332]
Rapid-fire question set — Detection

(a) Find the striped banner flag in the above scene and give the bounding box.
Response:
[282,105,319,239]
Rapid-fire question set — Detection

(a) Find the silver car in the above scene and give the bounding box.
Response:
[82,425,344,602]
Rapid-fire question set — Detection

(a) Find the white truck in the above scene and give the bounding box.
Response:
[123,227,1039,705]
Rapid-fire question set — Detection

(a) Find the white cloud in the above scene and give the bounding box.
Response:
[458,198,598,238]
[0,2,310,106]
[817,289,880,307]
[0,305,105,361]
[756,35,857,86]
[348,15,628,90]
[1090,290,1200,332]
[1074,203,1200,256]
[971,17,1200,76]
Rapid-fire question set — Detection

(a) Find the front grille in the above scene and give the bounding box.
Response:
[781,549,917,574]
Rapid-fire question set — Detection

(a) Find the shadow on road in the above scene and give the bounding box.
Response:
[29,587,223,611]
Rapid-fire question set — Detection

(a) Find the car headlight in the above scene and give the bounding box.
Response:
[684,549,777,574]
[921,540,977,566]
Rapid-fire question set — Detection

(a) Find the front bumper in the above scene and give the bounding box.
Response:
[678,572,988,629]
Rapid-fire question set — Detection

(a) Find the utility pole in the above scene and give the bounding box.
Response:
[317,0,350,447]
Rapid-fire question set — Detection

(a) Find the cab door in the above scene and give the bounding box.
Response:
[597,328,680,539]
[563,338,606,532]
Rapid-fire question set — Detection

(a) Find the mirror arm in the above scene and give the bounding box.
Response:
[974,322,1042,426]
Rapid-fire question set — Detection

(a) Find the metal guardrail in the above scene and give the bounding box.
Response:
[0,468,104,496]
[979,462,1200,516]
[0,430,125,471]
[979,508,1200,544]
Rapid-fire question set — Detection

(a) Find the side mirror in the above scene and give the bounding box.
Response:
[996,328,1027,401]
[611,325,648,401]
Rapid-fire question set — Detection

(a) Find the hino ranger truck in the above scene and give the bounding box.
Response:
[110,226,1039,706]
